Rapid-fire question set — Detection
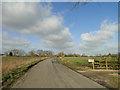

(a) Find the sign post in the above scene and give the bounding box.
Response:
[93,61,94,69]
[88,59,94,69]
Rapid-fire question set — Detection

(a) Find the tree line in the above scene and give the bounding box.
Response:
[4,50,84,57]
[57,52,84,57]
[3,49,118,57]
[4,49,53,57]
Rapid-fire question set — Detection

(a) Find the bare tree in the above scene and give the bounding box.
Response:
[12,49,19,56]
[37,50,53,57]
[4,49,25,56]
[29,50,36,57]
[37,50,44,57]
[4,51,10,56]
[45,50,53,56]
[58,52,64,57]
[18,49,25,56]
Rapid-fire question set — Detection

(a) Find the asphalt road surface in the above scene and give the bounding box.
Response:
[12,58,105,88]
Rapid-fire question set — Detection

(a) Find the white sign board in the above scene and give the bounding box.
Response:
[88,59,94,62]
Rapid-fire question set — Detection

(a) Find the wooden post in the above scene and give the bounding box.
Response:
[106,58,108,70]
[93,61,94,69]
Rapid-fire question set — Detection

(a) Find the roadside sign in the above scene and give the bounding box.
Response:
[88,59,94,62]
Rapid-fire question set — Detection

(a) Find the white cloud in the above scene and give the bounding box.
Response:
[2,3,118,55]
[103,43,118,54]
[3,3,52,31]
[79,20,118,55]
[2,32,30,52]
[3,2,74,50]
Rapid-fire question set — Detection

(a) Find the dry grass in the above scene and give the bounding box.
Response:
[2,56,48,74]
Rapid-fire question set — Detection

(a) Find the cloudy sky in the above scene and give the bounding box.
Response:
[2,2,118,55]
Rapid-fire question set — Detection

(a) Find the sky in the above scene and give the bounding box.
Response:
[1,2,118,55]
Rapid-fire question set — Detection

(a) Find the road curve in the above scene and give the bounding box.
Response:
[12,58,105,88]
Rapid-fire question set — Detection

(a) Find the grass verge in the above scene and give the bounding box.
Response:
[2,56,48,74]
[57,57,91,71]
[57,57,119,89]
[2,58,46,88]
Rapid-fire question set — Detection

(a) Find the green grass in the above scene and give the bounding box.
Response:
[57,57,119,70]
[57,57,119,89]
[57,57,91,70]
[2,58,46,88]
[63,57,89,64]
[112,77,118,87]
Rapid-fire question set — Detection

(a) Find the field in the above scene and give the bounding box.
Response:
[57,57,119,88]
[2,56,48,74]
[1,56,119,88]
[57,57,90,70]
[1,56,48,88]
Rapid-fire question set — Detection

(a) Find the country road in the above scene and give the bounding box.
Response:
[12,58,105,88]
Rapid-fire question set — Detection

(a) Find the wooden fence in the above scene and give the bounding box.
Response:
[92,56,120,70]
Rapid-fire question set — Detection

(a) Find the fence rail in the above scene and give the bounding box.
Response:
[92,57,120,70]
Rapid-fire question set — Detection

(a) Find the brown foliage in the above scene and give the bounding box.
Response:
[2,56,48,74]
